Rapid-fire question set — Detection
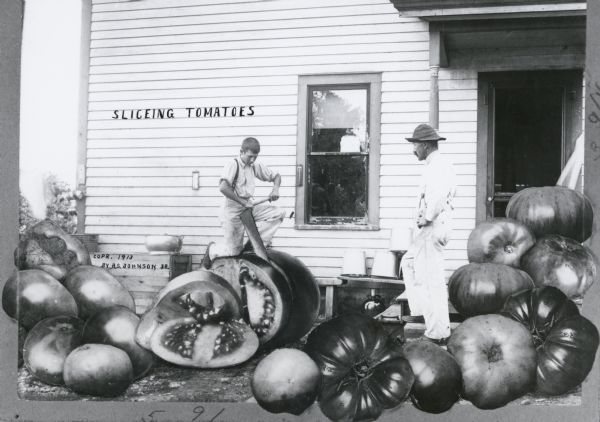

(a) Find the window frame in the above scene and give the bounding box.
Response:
[295,73,381,230]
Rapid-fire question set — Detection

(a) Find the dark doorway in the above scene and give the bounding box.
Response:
[478,70,582,220]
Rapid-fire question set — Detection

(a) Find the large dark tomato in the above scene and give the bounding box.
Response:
[2,269,78,329]
[251,348,321,415]
[23,315,84,385]
[210,255,292,348]
[467,218,535,267]
[136,270,242,349]
[402,340,462,414]
[264,249,320,346]
[150,317,259,368]
[447,314,537,409]
[506,186,593,243]
[82,305,154,380]
[501,286,599,395]
[304,314,414,422]
[64,265,135,319]
[520,235,599,299]
[448,262,534,317]
[14,220,91,281]
[209,249,320,349]
[137,270,259,369]
[63,344,133,397]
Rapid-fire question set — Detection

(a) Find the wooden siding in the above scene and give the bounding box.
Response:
[86,0,478,282]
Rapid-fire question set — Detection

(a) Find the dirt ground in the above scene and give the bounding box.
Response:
[17,323,581,405]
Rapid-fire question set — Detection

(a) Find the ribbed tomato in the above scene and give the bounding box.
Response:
[501,286,599,395]
[467,218,535,267]
[506,186,593,242]
[304,314,414,422]
[448,262,534,317]
[520,235,599,299]
[447,314,537,409]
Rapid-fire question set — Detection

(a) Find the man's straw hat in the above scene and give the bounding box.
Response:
[406,123,446,142]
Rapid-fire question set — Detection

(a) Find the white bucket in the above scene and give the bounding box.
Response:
[390,226,413,252]
[341,250,367,276]
[371,250,399,278]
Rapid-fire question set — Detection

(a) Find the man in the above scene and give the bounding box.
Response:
[202,137,286,267]
[401,123,457,345]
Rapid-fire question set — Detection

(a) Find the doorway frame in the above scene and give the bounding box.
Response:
[476,69,583,222]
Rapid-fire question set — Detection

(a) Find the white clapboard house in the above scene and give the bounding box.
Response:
[79,0,586,306]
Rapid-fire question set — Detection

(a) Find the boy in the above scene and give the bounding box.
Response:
[202,137,285,267]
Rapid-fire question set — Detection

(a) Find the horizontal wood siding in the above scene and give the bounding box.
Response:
[86,0,477,282]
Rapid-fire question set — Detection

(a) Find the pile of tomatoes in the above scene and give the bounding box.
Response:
[4,219,322,399]
[4,220,154,397]
[250,186,600,421]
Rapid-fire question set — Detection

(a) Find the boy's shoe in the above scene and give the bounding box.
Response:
[201,242,215,269]
[419,335,448,346]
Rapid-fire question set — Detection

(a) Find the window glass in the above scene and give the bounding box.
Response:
[307,86,369,224]
[308,155,367,223]
[310,89,368,153]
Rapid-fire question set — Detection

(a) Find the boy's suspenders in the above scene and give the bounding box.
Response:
[231,159,240,191]
[231,158,255,192]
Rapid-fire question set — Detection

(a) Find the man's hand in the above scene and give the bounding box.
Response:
[416,215,430,228]
[269,188,280,202]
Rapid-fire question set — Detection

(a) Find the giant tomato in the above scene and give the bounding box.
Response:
[448,262,534,317]
[467,218,535,267]
[305,314,414,422]
[64,265,135,319]
[15,220,90,281]
[209,250,320,349]
[520,235,599,299]
[447,314,537,409]
[402,340,462,414]
[2,269,78,329]
[506,186,593,242]
[502,286,599,395]
[251,348,321,415]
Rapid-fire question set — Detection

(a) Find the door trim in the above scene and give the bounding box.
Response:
[476,70,583,222]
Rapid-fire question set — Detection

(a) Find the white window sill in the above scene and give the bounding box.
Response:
[294,224,380,231]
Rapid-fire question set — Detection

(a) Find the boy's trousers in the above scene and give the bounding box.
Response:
[210,199,286,258]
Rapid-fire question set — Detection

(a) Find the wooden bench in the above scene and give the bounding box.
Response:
[317,275,464,323]
[317,276,406,320]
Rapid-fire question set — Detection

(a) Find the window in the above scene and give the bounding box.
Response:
[295,74,381,229]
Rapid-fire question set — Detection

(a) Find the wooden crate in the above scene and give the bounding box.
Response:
[90,253,191,314]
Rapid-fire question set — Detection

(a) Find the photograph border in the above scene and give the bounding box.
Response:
[2,0,600,420]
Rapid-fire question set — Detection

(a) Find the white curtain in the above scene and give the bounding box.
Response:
[556,133,584,192]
